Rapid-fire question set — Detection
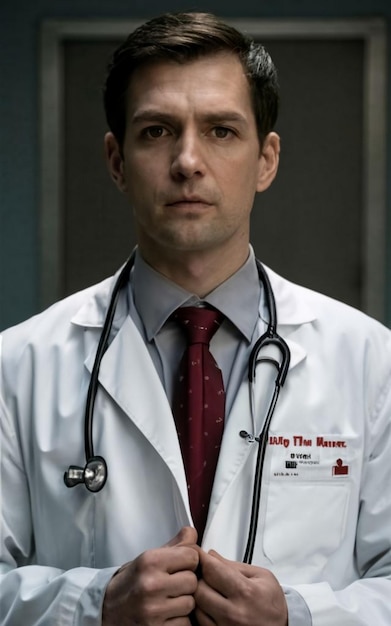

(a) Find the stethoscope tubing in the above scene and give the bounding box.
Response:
[243,382,282,563]
[242,260,291,562]
[84,255,134,460]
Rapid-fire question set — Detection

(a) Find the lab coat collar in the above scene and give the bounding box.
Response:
[258,265,315,373]
[70,263,314,388]
[71,263,317,330]
[70,267,128,330]
[261,264,316,326]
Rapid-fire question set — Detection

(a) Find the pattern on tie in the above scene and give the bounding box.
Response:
[172,306,225,540]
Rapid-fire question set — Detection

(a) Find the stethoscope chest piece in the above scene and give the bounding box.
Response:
[64,456,108,492]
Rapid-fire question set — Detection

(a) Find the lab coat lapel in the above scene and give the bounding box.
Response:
[78,293,189,509]
[207,266,312,525]
[208,323,307,521]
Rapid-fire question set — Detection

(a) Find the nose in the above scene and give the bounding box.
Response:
[170,130,206,180]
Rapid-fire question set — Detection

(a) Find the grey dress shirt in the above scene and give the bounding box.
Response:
[128,248,312,626]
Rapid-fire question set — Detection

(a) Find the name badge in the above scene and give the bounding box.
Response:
[267,432,359,481]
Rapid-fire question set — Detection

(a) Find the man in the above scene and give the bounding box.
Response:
[0,12,390,626]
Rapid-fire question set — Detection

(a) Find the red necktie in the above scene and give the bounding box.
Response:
[172,306,225,540]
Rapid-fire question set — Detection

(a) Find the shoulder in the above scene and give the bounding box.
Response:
[264,267,391,415]
[0,275,115,365]
[266,265,389,334]
[265,266,391,378]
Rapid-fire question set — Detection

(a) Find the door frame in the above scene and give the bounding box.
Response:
[40,17,387,319]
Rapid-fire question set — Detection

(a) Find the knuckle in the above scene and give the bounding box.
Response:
[139,570,161,596]
[185,570,198,593]
[239,580,253,601]
[188,548,199,570]
[135,548,159,572]
[222,600,249,626]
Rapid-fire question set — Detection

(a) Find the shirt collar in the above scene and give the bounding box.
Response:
[131,248,261,343]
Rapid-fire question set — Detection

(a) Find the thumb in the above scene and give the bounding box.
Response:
[164,526,198,548]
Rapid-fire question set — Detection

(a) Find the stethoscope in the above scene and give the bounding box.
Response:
[64,251,291,564]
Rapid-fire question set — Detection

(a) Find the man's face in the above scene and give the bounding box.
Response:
[106,52,279,269]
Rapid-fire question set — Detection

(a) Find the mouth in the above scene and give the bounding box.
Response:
[166,197,212,209]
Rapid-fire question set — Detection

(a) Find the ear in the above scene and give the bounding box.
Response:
[256,132,280,193]
[104,132,127,192]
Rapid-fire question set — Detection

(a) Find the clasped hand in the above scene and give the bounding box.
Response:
[102,526,288,626]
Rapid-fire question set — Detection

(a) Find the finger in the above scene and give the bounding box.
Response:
[166,618,194,626]
[199,551,244,597]
[208,550,272,580]
[167,570,198,598]
[163,594,196,620]
[198,556,288,625]
[166,546,200,574]
[132,544,199,578]
[195,575,227,620]
[164,526,198,548]
[135,595,194,624]
[207,549,226,562]
[127,575,196,622]
[207,550,253,576]
[194,606,216,626]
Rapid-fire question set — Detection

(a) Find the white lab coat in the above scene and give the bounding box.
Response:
[1,266,391,625]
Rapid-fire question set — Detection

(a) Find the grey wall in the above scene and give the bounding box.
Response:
[1,0,391,329]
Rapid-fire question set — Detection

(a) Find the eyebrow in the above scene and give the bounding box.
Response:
[131,109,249,127]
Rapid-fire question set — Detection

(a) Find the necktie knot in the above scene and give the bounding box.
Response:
[173,306,223,346]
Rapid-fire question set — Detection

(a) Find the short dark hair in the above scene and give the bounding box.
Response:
[103,12,279,147]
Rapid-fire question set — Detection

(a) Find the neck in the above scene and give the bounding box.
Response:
[139,244,250,297]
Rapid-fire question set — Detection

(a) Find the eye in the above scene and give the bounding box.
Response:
[143,126,168,139]
[212,126,233,139]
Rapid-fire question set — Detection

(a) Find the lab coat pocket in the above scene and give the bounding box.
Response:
[262,480,350,573]
[260,432,358,576]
